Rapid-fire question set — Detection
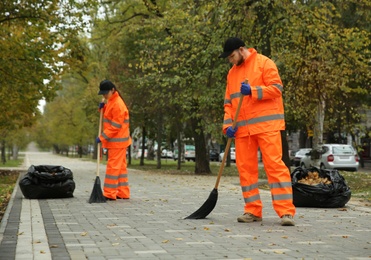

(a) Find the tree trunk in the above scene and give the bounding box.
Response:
[176,125,182,170]
[256,1,273,58]
[53,144,60,154]
[140,126,146,166]
[190,113,211,175]
[351,132,364,168]
[281,130,291,172]
[1,140,6,164]
[299,130,307,148]
[312,100,326,167]
[156,113,163,169]
[12,144,19,160]
[127,145,131,166]
[78,145,83,158]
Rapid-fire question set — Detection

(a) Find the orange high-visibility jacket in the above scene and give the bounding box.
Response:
[223,48,285,137]
[100,91,131,148]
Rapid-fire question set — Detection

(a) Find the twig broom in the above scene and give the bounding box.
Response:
[89,102,106,203]
[185,89,245,219]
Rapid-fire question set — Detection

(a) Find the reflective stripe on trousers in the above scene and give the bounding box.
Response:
[103,147,130,199]
[236,131,295,218]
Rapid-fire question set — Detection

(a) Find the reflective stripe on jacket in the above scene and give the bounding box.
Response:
[223,48,285,137]
[100,91,131,148]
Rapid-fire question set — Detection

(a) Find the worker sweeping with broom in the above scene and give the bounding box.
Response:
[96,79,132,201]
[219,37,296,226]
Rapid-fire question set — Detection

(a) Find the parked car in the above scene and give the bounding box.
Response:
[289,150,297,165]
[209,150,219,161]
[219,147,236,163]
[184,145,196,161]
[173,144,196,161]
[135,148,148,159]
[292,148,312,167]
[161,149,173,158]
[300,144,359,172]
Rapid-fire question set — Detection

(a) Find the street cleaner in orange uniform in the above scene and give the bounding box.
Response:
[96,80,132,200]
[219,37,296,226]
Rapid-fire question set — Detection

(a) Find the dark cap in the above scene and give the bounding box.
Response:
[98,80,116,95]
[219,37,246,58]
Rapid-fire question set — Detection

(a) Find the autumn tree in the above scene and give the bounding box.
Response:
[0,0,95,159]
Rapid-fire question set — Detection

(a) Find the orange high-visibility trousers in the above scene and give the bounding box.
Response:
[235,131,295,218]
[103,148,130,199]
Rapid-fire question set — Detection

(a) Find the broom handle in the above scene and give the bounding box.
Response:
[96,98,105,177]
[214,82,246,189]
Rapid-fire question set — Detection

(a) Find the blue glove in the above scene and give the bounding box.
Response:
[96,137,101,143]
[226,126,238,138]
[241,82,251,95]
[99,102,105,109]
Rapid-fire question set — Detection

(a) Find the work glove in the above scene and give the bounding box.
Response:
[96,137,101,143]
[241,81,251,95]
[226,126,238,138]
[99,102,105,109]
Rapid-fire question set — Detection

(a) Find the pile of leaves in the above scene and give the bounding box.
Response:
[0,170,19,222]
[297,171,332,185]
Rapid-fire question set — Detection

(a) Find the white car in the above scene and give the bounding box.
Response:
[161,149,173,158]
[300,144,359,172]
[292,148,312,167]
[135,149,148,159]
[219,147,236,163]
[173,144,196,161]
[184,145,196,161]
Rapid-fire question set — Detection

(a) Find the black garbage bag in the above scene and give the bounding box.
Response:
[19,165,75,199]
[291,167,351,208]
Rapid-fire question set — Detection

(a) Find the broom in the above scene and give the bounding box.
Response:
[185,88,245,219]
[89,100,107,203]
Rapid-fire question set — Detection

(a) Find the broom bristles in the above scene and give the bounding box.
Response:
[184,188,218,219]
[89,176,106,203]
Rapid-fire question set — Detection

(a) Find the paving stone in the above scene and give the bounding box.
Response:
[0,144,370,259]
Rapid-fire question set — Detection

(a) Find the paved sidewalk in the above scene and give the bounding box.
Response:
[0,144,370,260]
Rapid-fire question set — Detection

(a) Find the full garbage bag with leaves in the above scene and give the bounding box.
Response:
[19,165,75,199]
[291,166,351,208]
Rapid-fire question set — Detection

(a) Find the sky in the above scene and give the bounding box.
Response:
[38,99,46,113]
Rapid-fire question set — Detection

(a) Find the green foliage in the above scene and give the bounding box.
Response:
[273,1,371,138]
[30,0,371,172]
[0,0,96,152]
[34,76,97,152]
